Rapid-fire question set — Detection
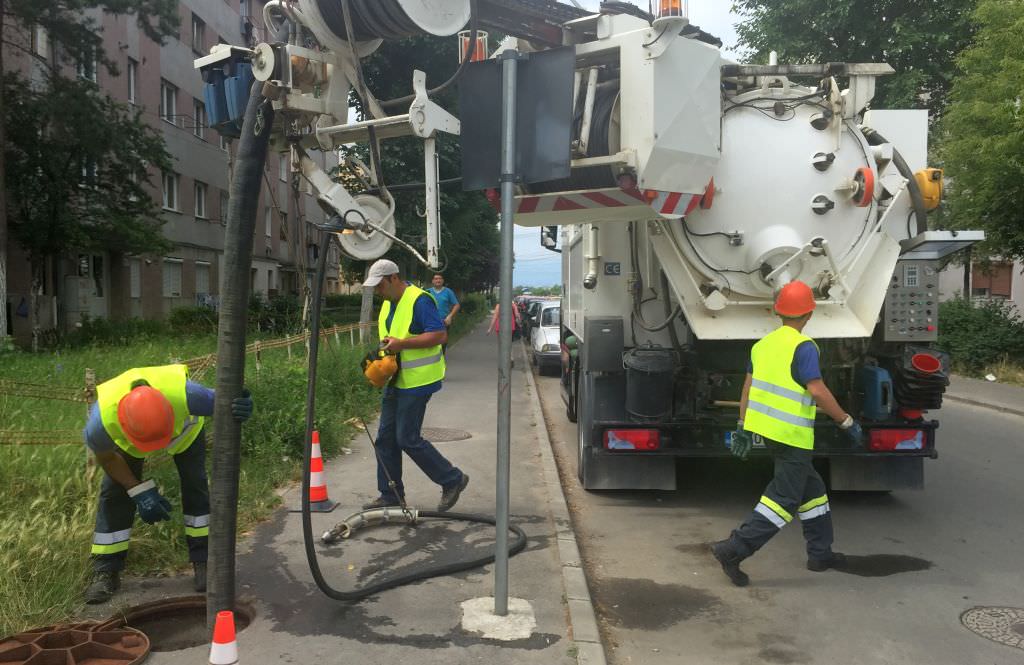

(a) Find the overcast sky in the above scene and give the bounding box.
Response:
[512,1,742,286]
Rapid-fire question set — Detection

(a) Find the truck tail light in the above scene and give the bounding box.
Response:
[604,429,660,451]
[868,429,925,451]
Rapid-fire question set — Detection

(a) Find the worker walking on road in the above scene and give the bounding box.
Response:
[362,259,470,512]
[82,364,253,604]
[712,281,863,587]
[430,273,460,354]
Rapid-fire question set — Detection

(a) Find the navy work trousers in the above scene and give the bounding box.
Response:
[375,389,462,502]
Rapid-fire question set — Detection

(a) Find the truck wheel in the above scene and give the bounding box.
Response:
[564,356,578,423]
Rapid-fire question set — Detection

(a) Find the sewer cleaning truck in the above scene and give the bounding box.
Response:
[504,7,982,490]
[195,0,981,494]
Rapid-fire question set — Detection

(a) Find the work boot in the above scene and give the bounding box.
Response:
[711,540,750,587]
[437,473,470,512]
[84,571,120,604]
[807,551,847,572]
[362,496,401,510]
[193,562,207,593]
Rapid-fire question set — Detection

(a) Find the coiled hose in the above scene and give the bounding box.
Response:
[300,231,527,601]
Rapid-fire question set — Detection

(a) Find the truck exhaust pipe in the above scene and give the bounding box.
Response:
[583,223,600,289]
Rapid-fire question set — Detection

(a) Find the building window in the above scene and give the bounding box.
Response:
[127,58,137,104]
[220,135,231,151]
[163,258,183,297]
[220,190,230,222]
[76,44,97,81]
[193,99,206,139]
[160,79,177,125]
[972,262,1013,299]
[80,159,98,188]
[196,261,211,295]
[279,155,289,181]
[129,258,141,298]
[264,205,272,237]
[267,269,275,293]
[162,172,179,210]
[32,26,49,58]
[191,13,206,54]
[194,181,208,218]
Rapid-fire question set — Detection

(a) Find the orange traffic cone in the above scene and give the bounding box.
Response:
[291,430,337,513]
[209,610,238,665]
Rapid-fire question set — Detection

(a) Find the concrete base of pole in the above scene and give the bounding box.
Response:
[460,597,537,641]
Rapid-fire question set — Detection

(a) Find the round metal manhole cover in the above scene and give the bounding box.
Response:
[0,621,150,664]
[961,607,1024,650]
[422,427,472,442]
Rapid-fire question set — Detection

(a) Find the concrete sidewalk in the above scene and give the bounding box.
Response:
[945,374,1024,417]
[146,320,595,664]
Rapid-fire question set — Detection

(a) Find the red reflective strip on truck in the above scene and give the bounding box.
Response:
[553,197,586,211]
[661,192,682,214]
[684,194,701,215]
[582,191,627,207]
[518,196,539,214]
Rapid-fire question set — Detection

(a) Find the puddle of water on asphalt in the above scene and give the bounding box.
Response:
[836,554,933,577]
[593,577,720,630]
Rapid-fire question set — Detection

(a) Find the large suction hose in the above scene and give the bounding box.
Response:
[300,230,527,601]
[861,126,928,236]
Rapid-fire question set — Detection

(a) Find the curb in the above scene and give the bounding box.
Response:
[944,393,1024,418]
[521,346,608,665]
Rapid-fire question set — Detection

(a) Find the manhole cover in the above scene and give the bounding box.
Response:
[0,621,149,664]
[96,595,252,652]
[961,606,1024,650]
[422,427,472,442]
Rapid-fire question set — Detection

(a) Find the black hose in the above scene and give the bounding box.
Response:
[861,126,928,236]
[301,231,527,601]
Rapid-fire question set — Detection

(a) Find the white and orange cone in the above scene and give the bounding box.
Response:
[209,610,238,665]
[291,430,337,513]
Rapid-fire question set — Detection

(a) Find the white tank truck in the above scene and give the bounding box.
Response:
[507,9,982,491]
[193,1,981,493]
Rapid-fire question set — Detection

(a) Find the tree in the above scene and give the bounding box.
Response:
[0,0,178,344]
[731,0,977,117]
[3,73,173,346]
[939,0,1024,262]
[347,33,501,292]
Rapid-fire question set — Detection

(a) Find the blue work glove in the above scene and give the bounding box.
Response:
[844,420,865,446]
[127,480,172,524]
[730,429,753,459]
[231,389,253,423]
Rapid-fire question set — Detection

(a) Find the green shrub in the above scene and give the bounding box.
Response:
[459,292,487,315]
[938,297,1024,371]
[168,306,218,335]
[60,315,168,348]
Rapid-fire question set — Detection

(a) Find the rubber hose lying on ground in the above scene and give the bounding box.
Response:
[300,230,527,601]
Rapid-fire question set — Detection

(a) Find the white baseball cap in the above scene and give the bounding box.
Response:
[363,259,400,287]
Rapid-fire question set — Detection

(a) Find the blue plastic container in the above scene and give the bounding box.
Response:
[203,69,229,129]
[862,366,894,421]
[224,62,255,123]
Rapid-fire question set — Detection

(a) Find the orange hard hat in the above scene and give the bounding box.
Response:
[774,280,816,317]
[117,385,175,452]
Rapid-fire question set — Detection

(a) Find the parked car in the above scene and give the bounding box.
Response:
[530,301,561,375]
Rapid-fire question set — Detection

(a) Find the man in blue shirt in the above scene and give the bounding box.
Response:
[362,259,468,512]
[430,273,460,353]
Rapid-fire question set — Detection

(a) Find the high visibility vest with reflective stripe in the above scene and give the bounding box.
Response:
[97,364,204,458]
[379,285,446,389]
[744,326,818,450]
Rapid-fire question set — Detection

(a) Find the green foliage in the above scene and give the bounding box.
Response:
[938,297,1024,371]
[4,72,173,272]
[167,306,219,336]
[61,315,170,347]
[938,0,1024,262]
[458,292,487,316]
[731,0,978,117]
[345,34,500,291]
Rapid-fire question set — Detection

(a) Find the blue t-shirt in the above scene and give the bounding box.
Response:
[747,340,821,388]
[83,380,215,454]
[430,286,459,320]
[383,291,446,396]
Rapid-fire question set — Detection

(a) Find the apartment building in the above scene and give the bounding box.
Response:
[2,0,340,343]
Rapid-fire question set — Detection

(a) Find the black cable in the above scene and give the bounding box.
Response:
[861,126,928,236]
[301,231,526,601]
[380,0,479,109]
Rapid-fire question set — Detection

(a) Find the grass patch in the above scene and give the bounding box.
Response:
[0,333,378,636]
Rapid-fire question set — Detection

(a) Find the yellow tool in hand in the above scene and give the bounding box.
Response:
[361,343,399,388]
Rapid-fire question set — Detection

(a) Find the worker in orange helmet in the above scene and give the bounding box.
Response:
[81,364,253,604]
[711,280,863,587]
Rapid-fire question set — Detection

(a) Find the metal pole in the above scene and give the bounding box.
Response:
[494,51,518,617]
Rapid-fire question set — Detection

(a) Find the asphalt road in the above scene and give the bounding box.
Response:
[532,366,1024,665]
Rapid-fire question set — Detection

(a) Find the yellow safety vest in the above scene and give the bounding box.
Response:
[744,326,818,449]
[97,364,205,458]
[378,284,446,389]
